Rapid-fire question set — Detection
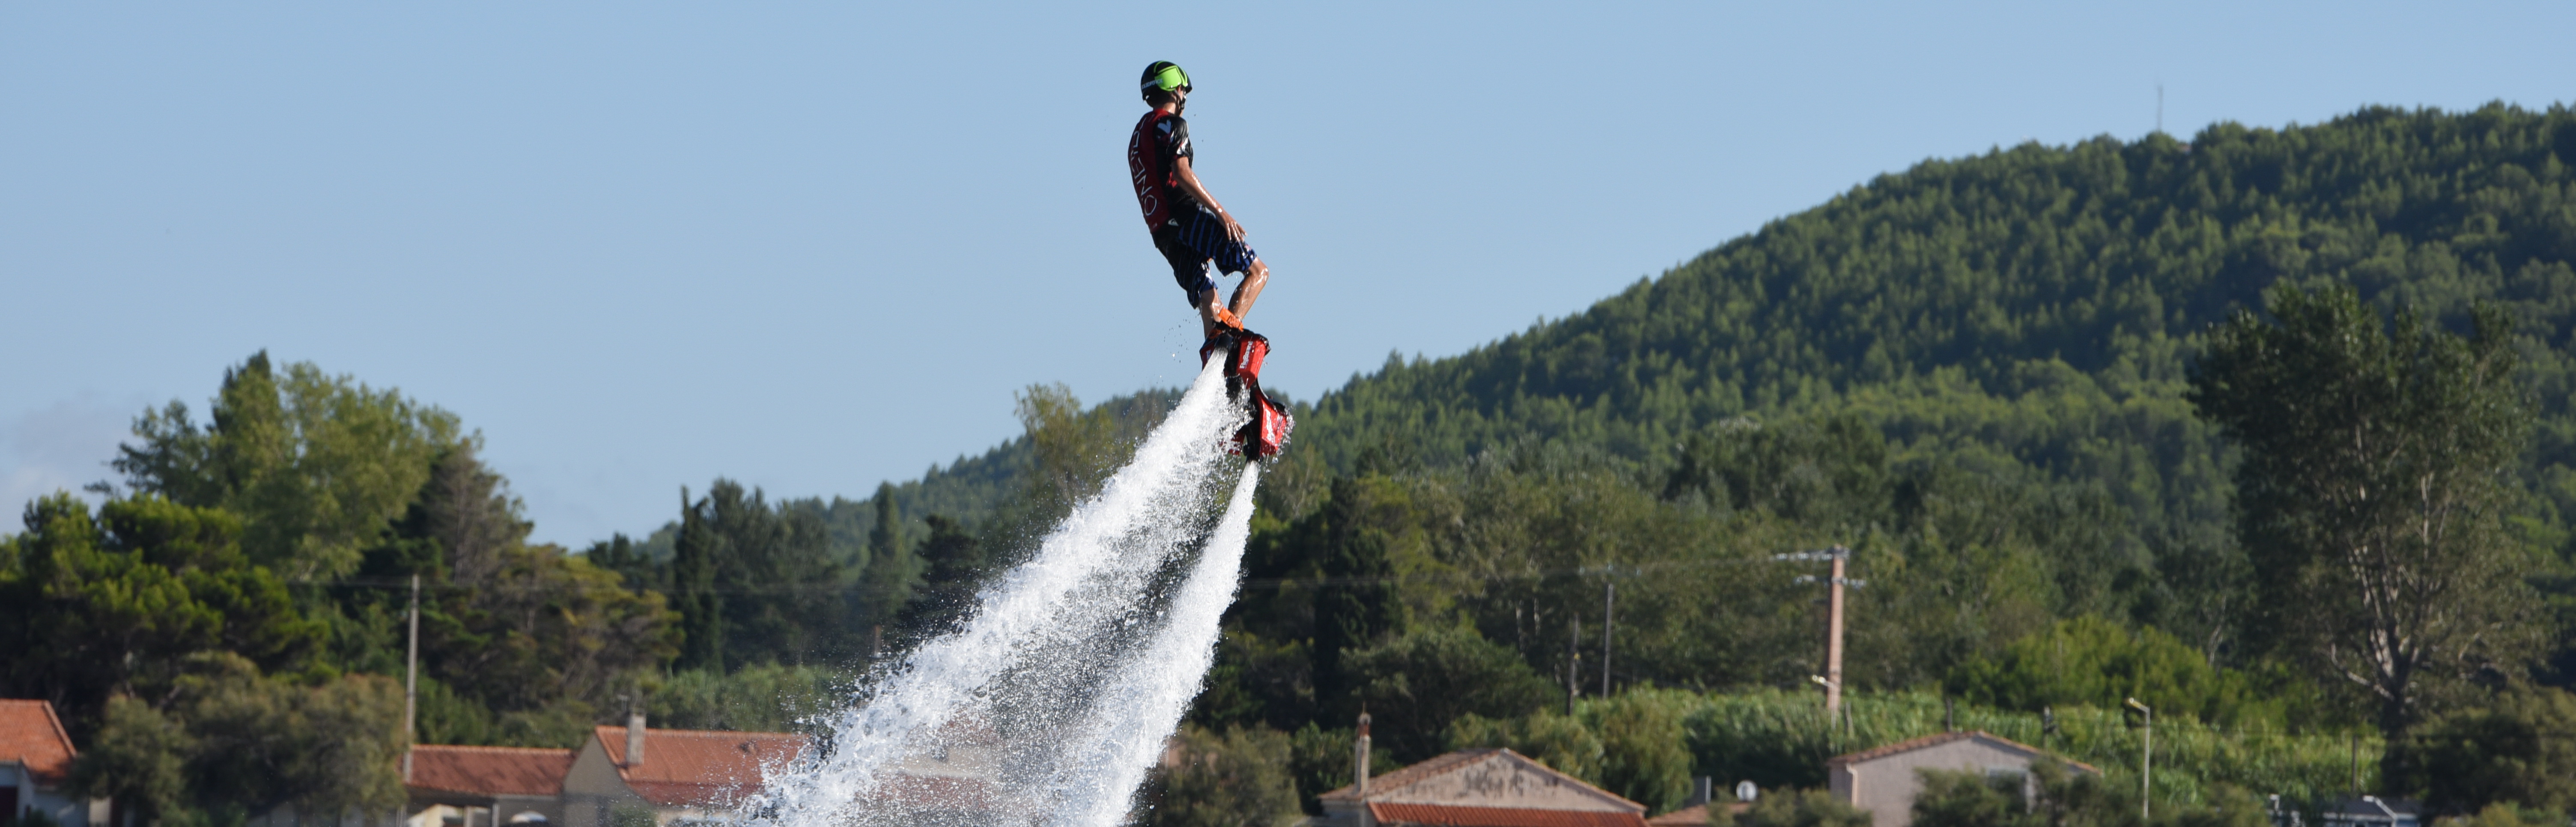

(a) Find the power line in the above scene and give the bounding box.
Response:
[280,553,1790,596]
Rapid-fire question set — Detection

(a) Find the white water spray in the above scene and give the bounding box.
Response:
[747,357,1263,827]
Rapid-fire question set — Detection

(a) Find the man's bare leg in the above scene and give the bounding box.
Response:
[1198,290,1238,340]
[1195,260,1268,339]
[1228,260,1270,321]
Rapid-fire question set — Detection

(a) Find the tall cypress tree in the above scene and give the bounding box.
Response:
[859,483,920,636]
[1312,475,1398,712]
[671,487,725,672]
[893,514,986,639]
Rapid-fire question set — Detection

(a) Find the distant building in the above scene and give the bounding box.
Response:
[1827,731,2096,827]
[1,699,105,827]
[1317,719,1648,827]
[405,745,576,827]
[856,719,1009,824]
[559,715,805,827]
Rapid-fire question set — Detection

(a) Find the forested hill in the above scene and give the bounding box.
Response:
[18,104,2576,819]
[851,103,2576,561]
[1295,104,2576,539]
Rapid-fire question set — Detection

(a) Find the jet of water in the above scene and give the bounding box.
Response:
[745,356,1263,827]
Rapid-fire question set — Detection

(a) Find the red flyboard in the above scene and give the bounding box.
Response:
[1239,392,1292,460]
[1199,328,1292,461]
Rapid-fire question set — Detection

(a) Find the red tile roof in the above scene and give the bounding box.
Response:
[408,745,575,797]
[1370,803,1649,827]
[592,727,808,808]
[1825,730,2099,774]
[0,700,76,785]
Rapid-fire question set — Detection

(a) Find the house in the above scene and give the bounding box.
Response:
[1826,731,2096,827]
[559,715,805,827]
[405,745,576,827]
[853,719,1011,824]
[1,700,104,827]
[1316,717,1649,827]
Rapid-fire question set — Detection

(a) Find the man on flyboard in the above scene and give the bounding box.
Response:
[1127,61,1270,340]
[1127,60,1290,460]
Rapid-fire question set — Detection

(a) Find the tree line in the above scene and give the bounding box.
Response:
[0,353,1032,825]
[1144,103,2576,825]
[10,103,2576,826]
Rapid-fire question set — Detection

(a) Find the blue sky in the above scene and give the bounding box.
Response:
[5,1,2570,548]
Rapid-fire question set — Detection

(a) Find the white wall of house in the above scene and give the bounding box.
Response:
[558,737,639,827]
[407,796,564,827]
[3,760,98,827]
[1830,737,2047,827]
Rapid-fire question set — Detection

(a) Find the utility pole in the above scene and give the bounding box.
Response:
[1600,582,1615,699]
[403,573,420,782]
[2127,697,2153,820]
[1825,550,1846,715]
[1775,546,1860,715]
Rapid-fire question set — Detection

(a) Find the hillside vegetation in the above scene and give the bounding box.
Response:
[13,103,2576,823]
[1183,102,2576,818]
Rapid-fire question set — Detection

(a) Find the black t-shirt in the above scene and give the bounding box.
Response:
[1164,115,1193,165]
[1157,115,1197,213]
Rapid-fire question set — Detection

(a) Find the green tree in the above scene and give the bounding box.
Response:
[2442,804,2566,827]
[1016,382,1126,511]
[1147,725,1302,827]
[1594,690,1697,813]
[1312,475,1405,714]
[2415,684,2576,816]
[1447,689,1702,813]
[671,485,724,672]
[1447,710,1605,784]
[680,480,846,668]
[649,663,842,733]
[114,351,461,580]
[1342,624,1556,761]
[1284,723,1390,816]
[2191,284,2537,775]
[67,655,404,822]
[894,514,987,639]
[0,494,319,737]
[368,448,677,741]
[68,697,193,821]
[182,657,406,818]
[1665,413,1890,534]
[857,483,920,642]
[584,533,657,590]
[1944,617,2285,728]
[1737,788,1872,827]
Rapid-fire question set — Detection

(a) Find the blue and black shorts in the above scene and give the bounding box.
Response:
[1154,206,1258,306]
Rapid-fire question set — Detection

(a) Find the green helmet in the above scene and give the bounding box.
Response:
[1140,61,1191,99]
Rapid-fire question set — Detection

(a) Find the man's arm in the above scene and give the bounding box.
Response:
[1171,156,1245,242]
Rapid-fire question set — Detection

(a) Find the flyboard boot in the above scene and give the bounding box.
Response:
[1199,324,1293,462]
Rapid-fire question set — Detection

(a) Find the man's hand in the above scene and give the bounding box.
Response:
[1219,211,1246,242]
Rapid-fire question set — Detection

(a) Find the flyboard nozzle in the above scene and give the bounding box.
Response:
[1200,326,1293,461]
